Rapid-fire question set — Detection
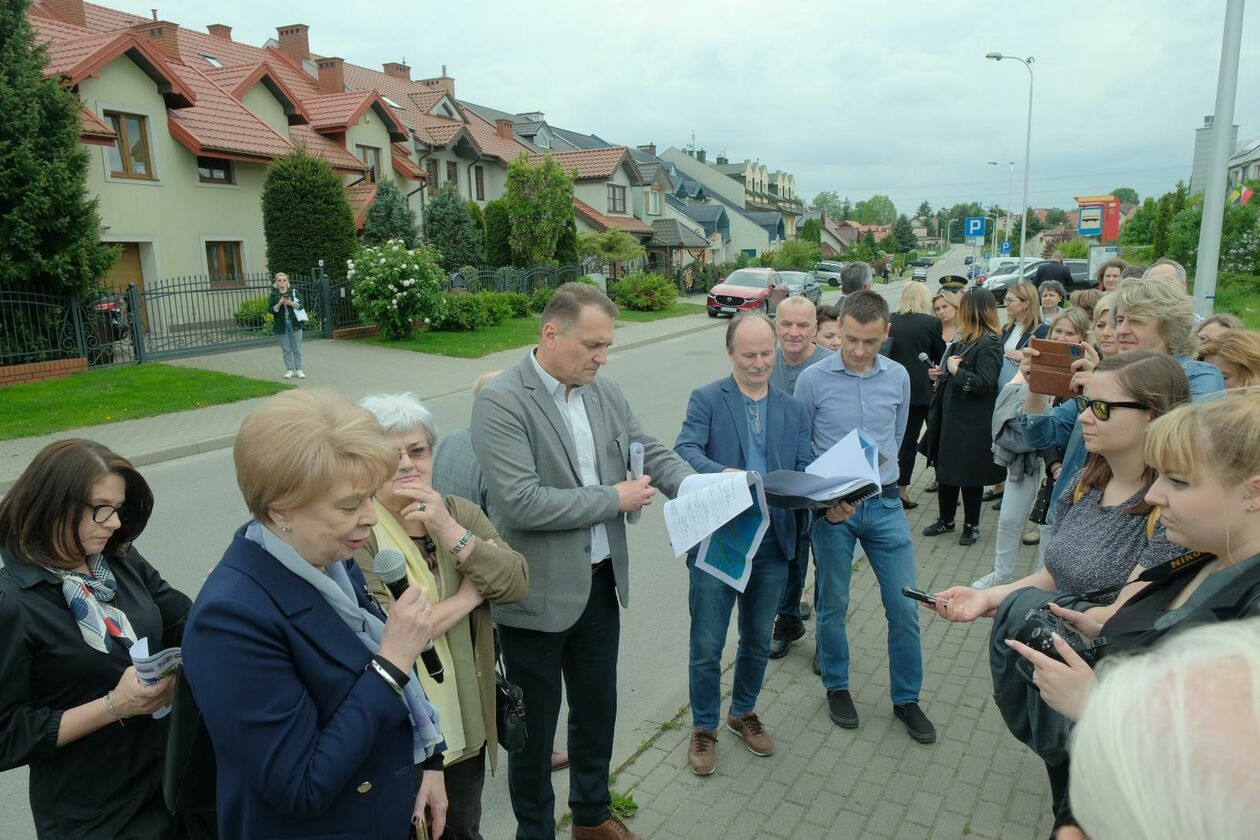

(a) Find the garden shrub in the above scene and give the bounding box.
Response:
[530,286,555,312]
[608,273,677,311]
[429,293,491,332]
[234,295,272,332]
[473,291,513,325]
[349,240,445,340]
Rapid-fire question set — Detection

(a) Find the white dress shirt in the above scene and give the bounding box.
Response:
[530,351,611,564]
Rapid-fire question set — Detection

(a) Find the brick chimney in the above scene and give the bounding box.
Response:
[416,64,455,97]
[45,0,86,27]
[383,62,411,81]
[696,148,707,164]
[276,24,309,63]
[316,57,345,94]
[637,143,656,156]
[206,23,232,41]
[495,119,514,141]
[130,20,181,60]
[716,154,728,165]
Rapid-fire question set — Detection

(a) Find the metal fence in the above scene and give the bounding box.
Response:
[0,285,136,368]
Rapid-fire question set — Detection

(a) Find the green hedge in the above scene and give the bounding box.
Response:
[430,293,490,331]
[530,286,555,313]
[234,295,272,332]
[608,273,677,311]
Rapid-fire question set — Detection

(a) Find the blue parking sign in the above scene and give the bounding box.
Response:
[964,216,986,238]
[1000,240,1011,255]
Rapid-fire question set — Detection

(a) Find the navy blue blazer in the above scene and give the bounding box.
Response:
[674,376,814,559]
[1000,320,1049,351]
[183,525,421,840]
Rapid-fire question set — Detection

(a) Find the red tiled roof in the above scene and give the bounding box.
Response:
[407,88,450,113]
[305,90,407,140]
[458,104,532,164]
[78,106,116,145]
[391,144,424,180]
[346,183,378,230]
[167,67,296,162]
[573,198,654,236]
[202,62,310,124]
[529,148,636,181]
[39,28,196,107]
[289,124,368,174]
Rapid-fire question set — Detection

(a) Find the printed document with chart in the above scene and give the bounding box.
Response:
[663,471,768,592]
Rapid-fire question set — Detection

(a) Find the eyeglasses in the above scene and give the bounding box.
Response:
[1074,396,1149,421]
[397,443,432,463]
[86,503,127,524]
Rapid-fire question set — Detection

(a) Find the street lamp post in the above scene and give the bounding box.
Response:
[986,53,1034,277]
[988,160,1015,250]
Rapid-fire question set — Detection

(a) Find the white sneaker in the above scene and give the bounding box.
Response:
[971,570,1013,590]
[283,370,295,379]
[296,370,306,379]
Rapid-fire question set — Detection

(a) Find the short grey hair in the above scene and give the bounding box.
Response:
[1145,258,1188,284]
[1070,617,1260,840]
[358,392,438,446]
[840,262,873,295]
[541,282,618,330]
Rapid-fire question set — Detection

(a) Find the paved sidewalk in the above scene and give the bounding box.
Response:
[616,479,1055,840]
[0,310,724,490]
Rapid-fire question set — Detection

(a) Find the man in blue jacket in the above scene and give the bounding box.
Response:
[674,314,817,776]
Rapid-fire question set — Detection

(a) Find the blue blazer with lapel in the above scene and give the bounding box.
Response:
[674,376,814,559]
[183,524,420,840]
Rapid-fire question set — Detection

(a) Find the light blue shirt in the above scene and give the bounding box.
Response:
[529,351,609,563]
[793,352,910,487]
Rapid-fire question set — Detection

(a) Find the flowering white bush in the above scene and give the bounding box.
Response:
[349,240,445,340]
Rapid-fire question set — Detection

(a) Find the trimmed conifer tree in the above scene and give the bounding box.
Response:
[262,149,357,281]
[484,199,513,268]
[422,182,483,270]
[554,214,579,265]
[0,0,117,293]
[362,179,419,248]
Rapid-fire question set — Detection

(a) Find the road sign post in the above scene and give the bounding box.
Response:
[964,216,987,239]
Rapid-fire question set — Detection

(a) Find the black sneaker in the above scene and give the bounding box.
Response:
[894,702,937,744]
[959,525,980,546]
[921,519,955,537]
[827,689,859,729]
[768,617,805,659]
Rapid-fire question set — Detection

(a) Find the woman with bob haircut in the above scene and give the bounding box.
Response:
[1195,311,1245,344]
[1005,387,1260,828]
[919,287,1005,546]
[183,389,449,839]
[884,282,946,509]
[0,439,192,839]
[1197,329,1260,388]
[356,392,528,840]
[1094,258,1126,292]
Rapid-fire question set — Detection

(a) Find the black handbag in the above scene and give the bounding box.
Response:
[1028,475,1054,525]
[495,654,527,753]
[163,672,218,818]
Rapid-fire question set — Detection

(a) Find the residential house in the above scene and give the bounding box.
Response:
[798,210,848,257]
[1228,135,1260,188]
[660,148,776,258]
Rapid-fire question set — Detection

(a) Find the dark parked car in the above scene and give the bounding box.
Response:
[776,271,823,307]
[911,257,934,268]
[963,255,974,265]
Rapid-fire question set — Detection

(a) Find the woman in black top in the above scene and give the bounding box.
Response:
[919,288,1005,546]
[0,440,191,839]
[885,281,945,509]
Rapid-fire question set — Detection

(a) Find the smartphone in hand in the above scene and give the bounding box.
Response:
[901,586,937,606]
[1028,337,1083,399]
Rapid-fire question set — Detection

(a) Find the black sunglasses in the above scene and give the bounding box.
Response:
[1074,396,1148,421]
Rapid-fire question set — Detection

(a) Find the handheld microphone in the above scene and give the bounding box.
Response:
[627,441,645,524]
[371,548,444,682]
[917,352,931,364]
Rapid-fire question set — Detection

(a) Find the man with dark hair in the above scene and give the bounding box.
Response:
[1032,259,1072,291]
[793,290,937,744]
[674,313,817,776]
[472,282,693,839]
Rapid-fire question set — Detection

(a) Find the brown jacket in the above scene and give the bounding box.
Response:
[354,495,528,774]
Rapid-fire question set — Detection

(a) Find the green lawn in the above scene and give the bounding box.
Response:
[1215,279,1260,329]
[0,364,290,441]
[615,302,707,322]
[363,316,542,359]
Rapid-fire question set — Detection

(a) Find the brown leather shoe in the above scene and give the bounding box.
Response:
[726,711,774,756]
[687,728,718,776]
[571,815,640,839]
[551,749,570,772]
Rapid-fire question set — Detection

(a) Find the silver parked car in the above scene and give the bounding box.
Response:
[813,260,845,287]
[776,271,824,307]
[980,260,1046,303]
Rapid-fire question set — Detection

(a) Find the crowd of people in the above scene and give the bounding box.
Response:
[2,258,1260,840]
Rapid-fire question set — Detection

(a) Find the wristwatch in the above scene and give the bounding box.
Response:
[449,529,474,554]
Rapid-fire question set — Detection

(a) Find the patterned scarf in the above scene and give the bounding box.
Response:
[44,555,137,654]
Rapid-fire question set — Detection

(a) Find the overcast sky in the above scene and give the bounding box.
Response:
[115,0,1259,214]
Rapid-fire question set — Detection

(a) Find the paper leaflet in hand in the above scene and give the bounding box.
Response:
[663,471,768,592]
[760,429,884,510]
[129,637,182,719]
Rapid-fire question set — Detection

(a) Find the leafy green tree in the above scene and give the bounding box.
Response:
[0,0,117,294]
[1044,208,1068,226]
[483,199,512,267]
[1057,238,1090,259]
[361,179,419,248]
[915,200,932,220]
[839,197,853,220]
[1110,187,1139,205]
[263,149,357,280]
[1171,180,1188,215]
[892,215,917,252]
[772,239,820,270]
[800,218,821,243]
[578,230,644,274]
[855,194,898,226]
[423,182,483,270]
[504,153,574,264]
[1121,197,1158,244]
[554,214,579,265]
[808,190,843,219]
[1151,195,1172,259]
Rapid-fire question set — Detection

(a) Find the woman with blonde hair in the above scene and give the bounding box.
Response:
[886,282,946,508]
[920,288,1005,545]
[1068,289,1101,320]
[1196,311,1245,343]
[184,389,449,839]
[1197,329,1260,388]
[1090,294,1120,359]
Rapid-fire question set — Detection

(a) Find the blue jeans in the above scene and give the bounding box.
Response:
[775,515,811,621]
[688,539,788,732]
[811,495,923,705]
[279,321,303,371]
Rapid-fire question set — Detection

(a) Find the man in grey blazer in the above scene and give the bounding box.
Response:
[471,282,692,840]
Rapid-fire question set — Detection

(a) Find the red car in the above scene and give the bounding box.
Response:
[706,267,788,317]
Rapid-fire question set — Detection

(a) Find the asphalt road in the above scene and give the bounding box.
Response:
[0,251,965,838]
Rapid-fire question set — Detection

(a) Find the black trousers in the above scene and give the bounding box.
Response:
[937,483,983,527]
[440,746,486,840]
[499,564,620,840]
[898,402,930,488]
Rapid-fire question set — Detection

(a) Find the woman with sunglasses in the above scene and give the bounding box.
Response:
[0,440,193,839]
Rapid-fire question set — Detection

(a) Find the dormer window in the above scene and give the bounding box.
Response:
[201,54,223,68]
[382,96,403,109]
